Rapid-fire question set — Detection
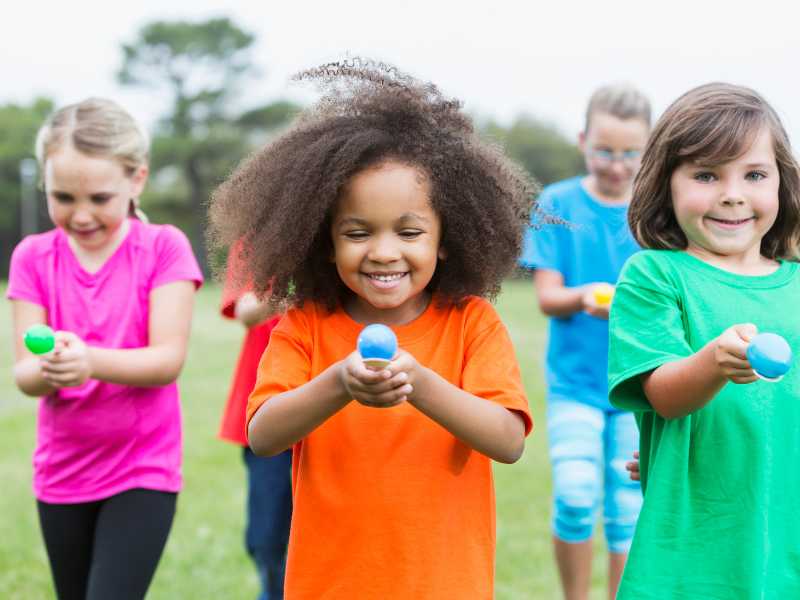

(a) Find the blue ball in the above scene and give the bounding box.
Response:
[747,333,792,380]
[357,324,398,362]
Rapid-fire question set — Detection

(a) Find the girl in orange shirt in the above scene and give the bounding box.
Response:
[209,58,538,600]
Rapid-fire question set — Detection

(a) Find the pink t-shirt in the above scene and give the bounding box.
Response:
[7,218,203,503]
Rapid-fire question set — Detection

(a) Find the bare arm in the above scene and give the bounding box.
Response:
[408,364,526,463]
[33,280,197,390]
[247,363,354,456]
[86,280,197,386]
[534,269,610,320]
[11,299,57,397]
[642,323,758,419]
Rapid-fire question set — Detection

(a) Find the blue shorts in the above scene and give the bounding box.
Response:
[547,400,642,553]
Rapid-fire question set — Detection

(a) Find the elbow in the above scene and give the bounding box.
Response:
[499,436,525,464]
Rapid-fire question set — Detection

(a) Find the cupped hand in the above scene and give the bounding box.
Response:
[339,350,413,408]
[40,331,92,388]
[714,323,759,384]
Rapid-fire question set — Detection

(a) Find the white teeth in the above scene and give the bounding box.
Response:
[369,273,404,282]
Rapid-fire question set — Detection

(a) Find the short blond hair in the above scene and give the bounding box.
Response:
[584,84,651,132]
[35,97,149,175]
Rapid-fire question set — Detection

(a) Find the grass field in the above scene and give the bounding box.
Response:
[0,280,613,599]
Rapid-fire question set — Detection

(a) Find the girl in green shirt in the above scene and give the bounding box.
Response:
[609,83,800,599]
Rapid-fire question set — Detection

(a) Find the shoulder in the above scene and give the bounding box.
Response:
[136,221,192,253]
[538,177,585,210]
[618,250,685,294]
[437,296,503,335]
[11,229,59,260]
[274,301,322,336]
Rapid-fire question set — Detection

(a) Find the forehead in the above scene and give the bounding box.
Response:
[334,162,437,223]
[586,112,649,148]
[681,125,776,168]
[45,145,127,191]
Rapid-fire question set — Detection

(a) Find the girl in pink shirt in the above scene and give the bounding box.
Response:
[7,98,202,600]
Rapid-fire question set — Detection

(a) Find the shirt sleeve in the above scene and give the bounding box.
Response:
[608,253,693,412]
[461,300,533,435]
[518,191,563,273]
[246,310,312,429]
[7,236,46,308]
[151,225,204,290]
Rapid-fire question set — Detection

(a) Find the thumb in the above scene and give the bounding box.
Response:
[736,323,758,343]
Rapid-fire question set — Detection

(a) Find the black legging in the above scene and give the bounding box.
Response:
[37,488,177,600]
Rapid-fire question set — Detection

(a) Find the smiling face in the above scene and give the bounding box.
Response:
[330,161,444,325]
[670,126,780,272]
[45,144,147,253]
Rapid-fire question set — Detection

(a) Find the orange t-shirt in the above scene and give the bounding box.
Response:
[247,296,532,599]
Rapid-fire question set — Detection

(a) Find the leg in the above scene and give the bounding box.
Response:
[86,488,177,600]
[603,410,642,600]
[547,401,604,600]
[243,447,293,600]
[37,499,101,600]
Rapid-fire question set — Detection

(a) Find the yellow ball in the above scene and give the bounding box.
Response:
[593,284,615,306]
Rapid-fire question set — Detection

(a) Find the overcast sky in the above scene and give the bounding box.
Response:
[3,0,800,145]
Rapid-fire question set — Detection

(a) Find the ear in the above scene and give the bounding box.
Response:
[130,164,149,198]
[578,131,587,154]
[438,246,447,260]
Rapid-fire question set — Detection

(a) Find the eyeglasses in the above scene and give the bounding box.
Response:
[586,148,642,165]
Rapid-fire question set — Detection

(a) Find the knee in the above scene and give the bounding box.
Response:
[604,485,642,553]
[552,459,600,542]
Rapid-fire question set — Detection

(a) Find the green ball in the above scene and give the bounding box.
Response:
[24,324,55,355]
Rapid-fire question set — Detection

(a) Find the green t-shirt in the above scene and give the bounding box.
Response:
[609,250,800,599]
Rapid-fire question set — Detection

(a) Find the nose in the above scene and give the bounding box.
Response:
[720,182,746,206]
[367,233,401,263]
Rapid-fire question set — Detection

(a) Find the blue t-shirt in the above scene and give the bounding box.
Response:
[520,176,639,410]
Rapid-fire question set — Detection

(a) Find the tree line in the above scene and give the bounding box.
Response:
[0,17,583,278]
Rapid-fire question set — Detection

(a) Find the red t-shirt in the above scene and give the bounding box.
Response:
[218,271,279,446]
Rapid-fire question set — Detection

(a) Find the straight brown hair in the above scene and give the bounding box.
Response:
[629,82,800,260]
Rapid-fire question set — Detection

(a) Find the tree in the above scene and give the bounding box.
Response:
[0,98,54,277]
[482,115,584,187]
[117,18,299,274]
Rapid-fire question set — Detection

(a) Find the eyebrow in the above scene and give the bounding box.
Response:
[335,212,432,227]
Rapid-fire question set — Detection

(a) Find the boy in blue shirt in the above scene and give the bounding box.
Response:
[520,84,651,600]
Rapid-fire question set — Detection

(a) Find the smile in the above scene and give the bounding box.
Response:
[706,216,754,230]
[364,272,407,289]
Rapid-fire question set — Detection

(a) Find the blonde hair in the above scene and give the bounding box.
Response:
[629,82,800,260]
[35,97,150,221]
[584,84,651,132]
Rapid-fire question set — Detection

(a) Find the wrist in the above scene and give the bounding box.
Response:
[407,366,435,407]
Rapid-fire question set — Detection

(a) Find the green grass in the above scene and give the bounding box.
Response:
[1,280,612,599]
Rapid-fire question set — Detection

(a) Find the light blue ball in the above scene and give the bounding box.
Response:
[357,324,398,361]
[747,333,792,380]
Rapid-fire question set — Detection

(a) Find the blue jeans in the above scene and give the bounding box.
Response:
[547,400,642,553]
[243,447,293,600]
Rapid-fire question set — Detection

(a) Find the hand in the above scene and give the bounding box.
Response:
[581,283,613,320]
[338,350,413,408]
[234,292,273,328]
[713,323,758,384]
[39,331,93,388]
[625,450,640,482]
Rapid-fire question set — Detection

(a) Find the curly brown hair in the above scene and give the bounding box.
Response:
[209,58,539,311]
[629,82,800,260]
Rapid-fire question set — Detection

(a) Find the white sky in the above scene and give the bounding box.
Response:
[3,0,800,145]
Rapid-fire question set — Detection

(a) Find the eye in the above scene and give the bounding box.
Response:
[693,171,716,183]
[52,192,74,204]
[90,194,113,205]
[399,229,423,239]
[746,171,767,182]
[343,230,369,241]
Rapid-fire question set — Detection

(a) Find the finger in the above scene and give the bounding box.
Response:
[349,363,392,383]
[731,374,759,384]
[735,323,758,343]
[41,361,80,375]
[633,450,639,459]
[359,384,413,406]
[43,372,80,386]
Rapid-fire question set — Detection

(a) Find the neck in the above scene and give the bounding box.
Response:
[344,292,431,326]
[583,176,630,205]
[685,244,779,276]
